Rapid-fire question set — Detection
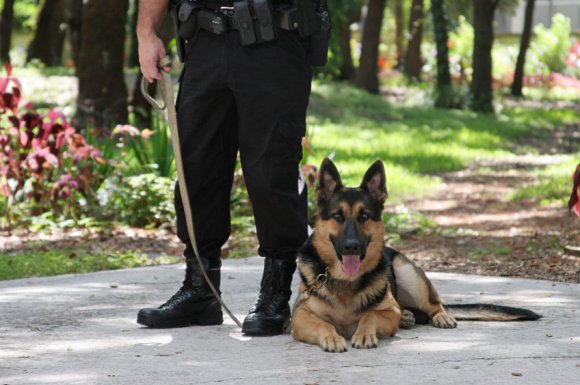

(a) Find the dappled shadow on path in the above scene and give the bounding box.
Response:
[393,156,580,283]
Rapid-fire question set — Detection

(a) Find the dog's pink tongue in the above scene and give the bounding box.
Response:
[342,255,361,277]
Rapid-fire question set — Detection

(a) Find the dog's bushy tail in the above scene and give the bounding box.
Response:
[444,304,542,321]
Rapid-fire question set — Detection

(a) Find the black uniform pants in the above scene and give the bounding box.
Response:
[175,28,312,262]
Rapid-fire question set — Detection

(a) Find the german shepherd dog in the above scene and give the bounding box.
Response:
[291,159,541,352]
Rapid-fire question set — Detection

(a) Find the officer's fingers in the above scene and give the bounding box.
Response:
[141,64,161,83]
[140,38,166,82]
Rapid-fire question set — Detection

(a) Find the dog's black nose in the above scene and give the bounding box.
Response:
[343,239,360,255]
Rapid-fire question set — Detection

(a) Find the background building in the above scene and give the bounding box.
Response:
[496,0,580,34]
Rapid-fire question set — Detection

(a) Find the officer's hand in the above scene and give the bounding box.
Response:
[138,33,171,83]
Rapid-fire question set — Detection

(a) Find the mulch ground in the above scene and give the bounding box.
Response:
[395,155,579,283]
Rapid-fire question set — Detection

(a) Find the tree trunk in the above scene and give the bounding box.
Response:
[471,0,498,113]
[64,0,83,67]
[430,0,453,108]
[336,9,360,82]
[0,0,15,64]
[394,0,404,68]
[403,0,424,80]
[356,0,388,94]
[77,0,129,129]
[128,0,140,68]
[511,0,535,97]
[27,0,67,66]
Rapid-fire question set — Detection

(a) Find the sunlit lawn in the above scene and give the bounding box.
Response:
[306,80,580,201]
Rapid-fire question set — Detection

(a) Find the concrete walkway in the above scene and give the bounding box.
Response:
[1,257,578,385]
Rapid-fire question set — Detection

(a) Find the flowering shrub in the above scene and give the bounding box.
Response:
[97,173,175,228]
[0,64,106,225]
[565,41,580,79]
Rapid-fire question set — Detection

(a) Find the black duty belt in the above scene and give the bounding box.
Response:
[202,0,290,10]
[173,0,330,65]
[179,0,300,45]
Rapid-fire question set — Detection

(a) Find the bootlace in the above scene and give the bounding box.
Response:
[251,289,288,314]
[160,286,199,309]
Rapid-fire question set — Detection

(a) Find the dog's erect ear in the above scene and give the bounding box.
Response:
[360,160,388,203]
[316,158,343,202]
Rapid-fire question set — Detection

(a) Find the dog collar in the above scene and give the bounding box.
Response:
[301,268,329,300]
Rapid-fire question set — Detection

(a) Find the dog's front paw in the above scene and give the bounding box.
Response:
[320,335,348,353]
[399,309,416,329]
[351,332,379,349]
[432,312,457,328]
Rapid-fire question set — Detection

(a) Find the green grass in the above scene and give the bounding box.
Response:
[0,249,180,281]
[510,154,579,206]
[305,80,580,202]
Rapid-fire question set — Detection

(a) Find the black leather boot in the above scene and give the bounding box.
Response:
[242,258,296,335]
[137,257,223,328]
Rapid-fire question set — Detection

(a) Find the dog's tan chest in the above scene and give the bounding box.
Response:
[305,295,362,337]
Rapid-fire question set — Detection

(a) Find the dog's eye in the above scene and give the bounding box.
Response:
[332,213,344,223]
[359,212,369,222]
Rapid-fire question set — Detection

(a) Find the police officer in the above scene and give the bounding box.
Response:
[136,0,320,335]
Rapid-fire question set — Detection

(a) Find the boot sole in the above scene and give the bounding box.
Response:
[137,299,224,328]
[241,317,291,336]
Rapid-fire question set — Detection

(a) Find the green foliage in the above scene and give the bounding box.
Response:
[98,173,175,228]
[530,14,574,74]
[114,114,175,178]
[384,207,437,234]
[0,248,179,281]
[4,0,39,30]
[316,0,364,78]
[510,154,580,206]
[306,80,580,201]
[449,15,474,78]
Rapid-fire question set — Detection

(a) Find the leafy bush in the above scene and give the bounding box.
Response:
[0,65,106,227]
[98,173,175,228]
[529,13,573,74]
[448,16,474,83]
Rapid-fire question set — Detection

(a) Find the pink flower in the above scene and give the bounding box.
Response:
[112,124,140,137]
[51,174,80,200]
[27,147,59,173]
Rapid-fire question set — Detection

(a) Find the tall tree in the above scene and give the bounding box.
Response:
[430,0,453,108]
[77,0,129,129]
[64,0,83,67]
[0,0,15,64]
[356,0,388,94]
[335,7,361,81]
[403,0,424,80]
[394,0,404,68]
[471,0,499,113]
[27,0,67,66]
[128,0,140,68]
[511,0,535,97]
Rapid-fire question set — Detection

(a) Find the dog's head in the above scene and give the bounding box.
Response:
[312,158,388,281]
